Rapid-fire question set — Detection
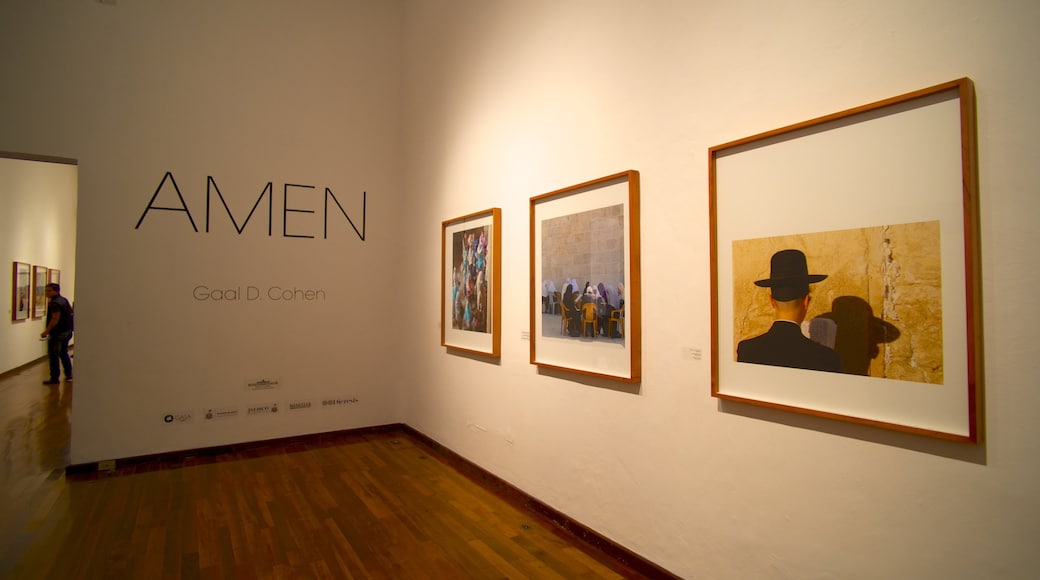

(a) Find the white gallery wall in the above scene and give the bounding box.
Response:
[0,0,408,462]
[0,157,77,373]
[400,1,1040,578]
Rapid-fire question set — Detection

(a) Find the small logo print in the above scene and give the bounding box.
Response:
[288,400,313,411]
[321,397,360,408]
[246,378,280,391]
[162,411,193,424]
[246,404,278,416]
[204,407,240,421]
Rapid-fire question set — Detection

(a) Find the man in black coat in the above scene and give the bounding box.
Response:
[737,249,841,373]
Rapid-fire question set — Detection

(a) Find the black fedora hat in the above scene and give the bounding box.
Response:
[754,249,827,300]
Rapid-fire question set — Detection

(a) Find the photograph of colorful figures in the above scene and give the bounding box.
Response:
[450,225,491,333]
[540,204,626,344]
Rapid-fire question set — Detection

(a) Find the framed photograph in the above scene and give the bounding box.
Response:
[530,170,641,382]
[710,78,981,442]
[32,265,49,319]
[48,268,60,285]
[12,262,31,321]
[441,208,501,356]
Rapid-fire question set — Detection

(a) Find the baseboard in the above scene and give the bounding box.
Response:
[64,421,679,578]
[0,354,49,379]
[64,423,405,475]
[1,344,74,379]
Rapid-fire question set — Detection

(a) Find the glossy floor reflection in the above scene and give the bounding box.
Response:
[0,358,643,579]
[0,358,72,578]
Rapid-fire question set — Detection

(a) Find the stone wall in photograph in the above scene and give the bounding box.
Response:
[541,203,625,293]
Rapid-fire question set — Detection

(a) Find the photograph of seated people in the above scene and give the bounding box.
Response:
[736,249,842,373]
[543,278,625,342]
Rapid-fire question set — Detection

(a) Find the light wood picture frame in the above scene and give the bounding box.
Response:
[709,78,981,442]
[12,262,31,321]
[32,265,49,319]
[441,207,502,357]
[530,170,641,382]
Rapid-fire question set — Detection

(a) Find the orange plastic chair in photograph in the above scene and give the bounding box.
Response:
[581,302,599,337]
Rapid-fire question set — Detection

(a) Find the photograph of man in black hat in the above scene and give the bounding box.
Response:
[736,249,842,373]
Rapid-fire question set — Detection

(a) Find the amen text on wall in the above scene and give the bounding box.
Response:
[135,171,366,240]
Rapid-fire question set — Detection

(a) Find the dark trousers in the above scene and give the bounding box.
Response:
[48,331,73,381]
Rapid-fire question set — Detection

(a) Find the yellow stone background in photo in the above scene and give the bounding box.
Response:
[732,220,943,384]
[541,204,625,289]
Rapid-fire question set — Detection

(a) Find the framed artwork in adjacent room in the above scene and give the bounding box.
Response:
[48,268,60,286]
[530,170,641,382]
[32,265,49,319]
[12,262,31,321]
[709,78,981,442]
[441,207,502,357]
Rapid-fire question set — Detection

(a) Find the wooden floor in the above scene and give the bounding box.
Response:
[0,359,642,579]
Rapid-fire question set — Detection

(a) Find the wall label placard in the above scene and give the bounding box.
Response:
[135,171,367,241]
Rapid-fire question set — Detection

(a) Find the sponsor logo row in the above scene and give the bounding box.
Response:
[161,397,359,424]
